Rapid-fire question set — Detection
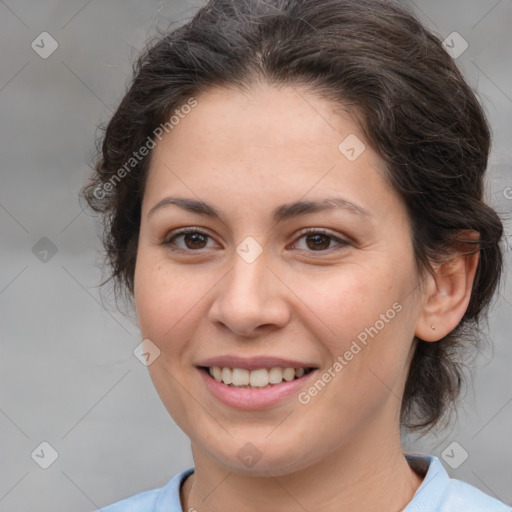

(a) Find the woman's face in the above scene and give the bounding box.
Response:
[134,84,427,475]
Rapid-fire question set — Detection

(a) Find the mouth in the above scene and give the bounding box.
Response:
[200,365,316,389]
[196,357,319,410]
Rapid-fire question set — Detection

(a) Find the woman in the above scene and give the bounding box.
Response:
[83,0,510,510]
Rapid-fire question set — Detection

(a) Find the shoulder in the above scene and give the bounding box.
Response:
[440,478,511,511]
[405,454,511,512]
[97,488,161,512]
[90,468,193,512]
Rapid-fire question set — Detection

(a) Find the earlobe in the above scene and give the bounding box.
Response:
[415,232,480,342]
[415,270,445,342]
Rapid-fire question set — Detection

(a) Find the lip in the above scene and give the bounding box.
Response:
[198,366,318,410]
[196,355,316,371]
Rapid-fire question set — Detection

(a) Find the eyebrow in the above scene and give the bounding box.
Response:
[147,196,371,222]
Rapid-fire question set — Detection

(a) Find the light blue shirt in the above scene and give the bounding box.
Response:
[94,454,511,511]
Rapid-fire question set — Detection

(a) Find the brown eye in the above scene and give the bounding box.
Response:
[305,233,331,251]
[163,228,216,251]
[291,229,349,252]
[181,232,208,249]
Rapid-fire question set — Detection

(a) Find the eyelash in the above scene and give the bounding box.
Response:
[162,227,350,254]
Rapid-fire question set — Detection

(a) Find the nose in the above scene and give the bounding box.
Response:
[207,246,291,338]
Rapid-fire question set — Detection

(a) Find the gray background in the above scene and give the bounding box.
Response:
[1,1,511,511]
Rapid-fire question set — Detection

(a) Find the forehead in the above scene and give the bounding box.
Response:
[143,84,400,221]
[153,84,368,163]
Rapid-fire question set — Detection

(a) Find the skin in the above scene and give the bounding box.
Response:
[133,83,479,512]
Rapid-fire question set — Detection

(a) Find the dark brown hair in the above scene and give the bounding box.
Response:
[82,0,504,431]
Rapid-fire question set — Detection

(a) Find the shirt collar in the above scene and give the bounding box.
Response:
[155,467,194,512]
[403,453,450,511]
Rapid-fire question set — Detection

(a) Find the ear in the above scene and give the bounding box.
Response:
[415,230,480,342]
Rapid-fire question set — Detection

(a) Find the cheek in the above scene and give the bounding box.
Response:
[134,248,201,344]
[133,249,205,428]
[312,263,414,390]
[299,263,399,346]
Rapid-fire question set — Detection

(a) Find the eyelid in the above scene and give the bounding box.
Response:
[164,226,210,240]
[295,227,344,239]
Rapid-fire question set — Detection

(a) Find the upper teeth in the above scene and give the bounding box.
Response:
[209,366,307,387]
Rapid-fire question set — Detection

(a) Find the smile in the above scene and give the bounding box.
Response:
[206,366,315,388]
[197,358,318,410]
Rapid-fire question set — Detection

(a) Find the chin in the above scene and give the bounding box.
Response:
[201,437,326,477]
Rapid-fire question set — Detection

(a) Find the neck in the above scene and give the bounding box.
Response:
[181,422,424,512]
